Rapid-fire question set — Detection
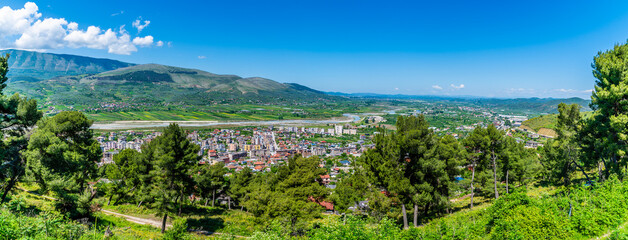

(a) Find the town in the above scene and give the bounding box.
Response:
[99,124,366,172]
[96,104,553,189]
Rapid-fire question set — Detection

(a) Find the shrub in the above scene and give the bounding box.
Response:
[163,218,189,240]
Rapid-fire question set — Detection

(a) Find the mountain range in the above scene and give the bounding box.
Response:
[2,49,133,82]
[1,49,331,107]
[2,49,590,114]
[328,92,592,113]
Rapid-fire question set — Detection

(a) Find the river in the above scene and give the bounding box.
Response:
[90,114,362,130]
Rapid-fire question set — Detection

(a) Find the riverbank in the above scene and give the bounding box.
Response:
[91,114,361,130]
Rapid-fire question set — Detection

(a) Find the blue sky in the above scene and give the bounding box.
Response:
[2,0,628,98]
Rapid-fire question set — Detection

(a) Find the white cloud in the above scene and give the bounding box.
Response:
[132,17,150,33]
[556,88,593,93]
[506,88,536,94]
[167,41,172,47]
[450,84,465,89]
[0,2,41,35]
[111,10,124,17]
[155,40,164,47]
[0,2,157,55]
[64,26,138,55]
[394,87,399,91]
[198,55,206,59]
[16,18,68,49]
[133,36,153,47]
[432,85,443,90]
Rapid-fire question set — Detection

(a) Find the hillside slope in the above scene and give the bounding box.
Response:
[79,64,295,94]
[521,111,594,137]
[469,97,592,114]
[328,93,591,114]
[5,57,336,108]
[0,49,134,82]
[522,114,557,132]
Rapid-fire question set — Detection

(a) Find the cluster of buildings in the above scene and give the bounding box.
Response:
[276,125,358,136]
[85,102,155,113]
[97,125,371,171]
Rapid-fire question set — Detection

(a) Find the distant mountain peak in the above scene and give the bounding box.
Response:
[4,50,335,107]
[1,49,134,82]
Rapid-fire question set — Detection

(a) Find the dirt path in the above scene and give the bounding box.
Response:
[17,187,171,229]
[17,187,249,238]
[100,209,171,229]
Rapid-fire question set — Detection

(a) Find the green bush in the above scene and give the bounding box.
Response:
[163,218,189,240]
[610,227,628,240]
[490,205,571,239]
[0,208,87,239]
[404,176,628,239]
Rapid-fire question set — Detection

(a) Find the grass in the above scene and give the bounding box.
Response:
[99,198,260,237]
[92,213,166,239]
[100,203,166,223]
[10,188,225,239]
[522,111,595,133]
[522,114,558,132]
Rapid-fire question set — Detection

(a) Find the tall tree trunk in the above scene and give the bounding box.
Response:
[79,177,84,193]
[1,173,20,204]
[506,169,509,194]
[574,161,591,184]
[492,154,499,199]
[470,161,476,209]
[413,204,418,227]
[137,201,143,208]
[563,161,571,186]
[228,196,231,210]
[174,195,182,217]
[161,214,168,233]
[212,189,216,207]
[401,203,408,229]
[600,159,608,182]
[107,195,113,206]
[205,198,209,207]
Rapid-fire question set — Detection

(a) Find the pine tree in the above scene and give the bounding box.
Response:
[24,111,100,217]
[227,166,253,210]
[464,127,489,209]
[147,123,200,233]
[582,42,628,179]
[543,103,590,185]
[103,149,142,205]
[208,163,227,207]
[0,53,42,203]
[435,135,466,213]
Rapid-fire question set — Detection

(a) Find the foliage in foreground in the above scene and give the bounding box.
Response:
[409,175,628,239]
[247,175,628,239]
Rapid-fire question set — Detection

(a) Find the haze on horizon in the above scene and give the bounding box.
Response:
[1,0,628,99]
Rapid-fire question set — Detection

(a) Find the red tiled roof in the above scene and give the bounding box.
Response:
[308,196,334,210]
